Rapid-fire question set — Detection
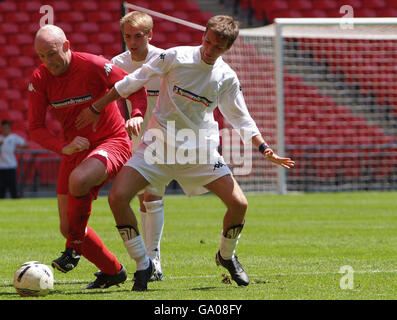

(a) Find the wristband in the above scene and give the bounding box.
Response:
[89,105,101,115]
[259,143,269,154]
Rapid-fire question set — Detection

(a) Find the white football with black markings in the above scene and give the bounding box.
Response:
[13,261,54,297]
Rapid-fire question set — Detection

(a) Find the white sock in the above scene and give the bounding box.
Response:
[123,235,150,270]
[219,232,240,260]
[139,208,148,247]
[143,200,164,260]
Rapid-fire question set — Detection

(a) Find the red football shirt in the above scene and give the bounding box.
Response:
[28,51,147,154]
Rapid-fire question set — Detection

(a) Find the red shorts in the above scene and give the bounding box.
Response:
[57,136,132,198]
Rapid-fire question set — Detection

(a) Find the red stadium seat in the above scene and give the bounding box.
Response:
[8,57,35,68]
[287,0,313,10]
[6,12,30,23]
[269,9,303,21]
[86,12,113,22]
[0,23,18,34]
[3,67,23,79]
[0,100,8,111]
[68,33,89,45]
[10,99,28,112]
[0,79,7,89]
[58,12,85,22]
[265,0,288,10]
[155,20,178,33]
[376,8,397,16]
[17,1,42,12]
[8,34,34,46]
[7,110,24,122]
[98,1,122,11]
[174,0,200,11]
[312,0,338,10]
[337,0,363,8]
[365,0,387,8]
[79,1,99,11]
[0,2,17,11]
[89,33,117,44]
[75,22,100,33]
[354,8,377,16]
[52,1,71,12]
[150,0,175,12]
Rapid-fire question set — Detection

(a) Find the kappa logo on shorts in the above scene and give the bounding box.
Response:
[213,161,225,171]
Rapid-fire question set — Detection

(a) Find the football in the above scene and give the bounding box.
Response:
[13,261,54,297]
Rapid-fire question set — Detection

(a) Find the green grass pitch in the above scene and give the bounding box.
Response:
[0,192,396,300]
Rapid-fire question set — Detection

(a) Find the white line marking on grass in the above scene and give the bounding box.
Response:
[50,269,397,284]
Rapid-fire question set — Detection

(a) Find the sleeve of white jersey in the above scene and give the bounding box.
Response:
[115,50,171,98]
[218,77,261,145]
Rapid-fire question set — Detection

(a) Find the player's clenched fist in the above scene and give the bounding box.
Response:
[61,136,90,155]
[125,116,143,137]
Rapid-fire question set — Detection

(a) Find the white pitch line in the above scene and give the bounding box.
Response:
[47,269,397,284]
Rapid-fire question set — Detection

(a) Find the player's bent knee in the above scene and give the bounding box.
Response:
[229,196,248,215]
[108,187,130,209]
[68,171,90,197]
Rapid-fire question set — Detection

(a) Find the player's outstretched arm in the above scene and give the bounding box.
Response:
[252,134,295,169]
[75,87,121,130]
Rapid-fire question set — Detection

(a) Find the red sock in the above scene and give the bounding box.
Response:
[66,194,121,275]
[66,193,92,252]
[82,226,122,275]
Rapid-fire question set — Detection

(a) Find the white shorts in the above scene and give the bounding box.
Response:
[124,143,232,197]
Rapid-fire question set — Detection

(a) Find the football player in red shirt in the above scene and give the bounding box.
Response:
[28,25,152,291]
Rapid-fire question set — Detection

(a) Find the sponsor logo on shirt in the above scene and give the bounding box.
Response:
[147,90,159,97]
[173,85,213,107]
[50,94,93,108]
[159,53,166,61]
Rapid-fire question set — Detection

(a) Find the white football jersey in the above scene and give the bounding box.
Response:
[112,44,164,151]
[115,45,260,163]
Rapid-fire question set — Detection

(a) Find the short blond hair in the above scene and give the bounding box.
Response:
[120,11,153,34]
[205,15,239,49]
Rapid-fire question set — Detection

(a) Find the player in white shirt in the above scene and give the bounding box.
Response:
[111,11,165,282]
[0,120,28,198]
[77,15,295,289]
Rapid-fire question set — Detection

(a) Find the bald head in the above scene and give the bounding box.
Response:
[34,25,71,76]
[35,24,67,44]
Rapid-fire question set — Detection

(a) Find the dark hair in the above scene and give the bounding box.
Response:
[205,15,239,49]
[1,120,10,126]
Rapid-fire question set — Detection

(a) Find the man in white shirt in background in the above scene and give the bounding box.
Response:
[76,15,295,291]
[0,120,28,198]
[111,11,165,282]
